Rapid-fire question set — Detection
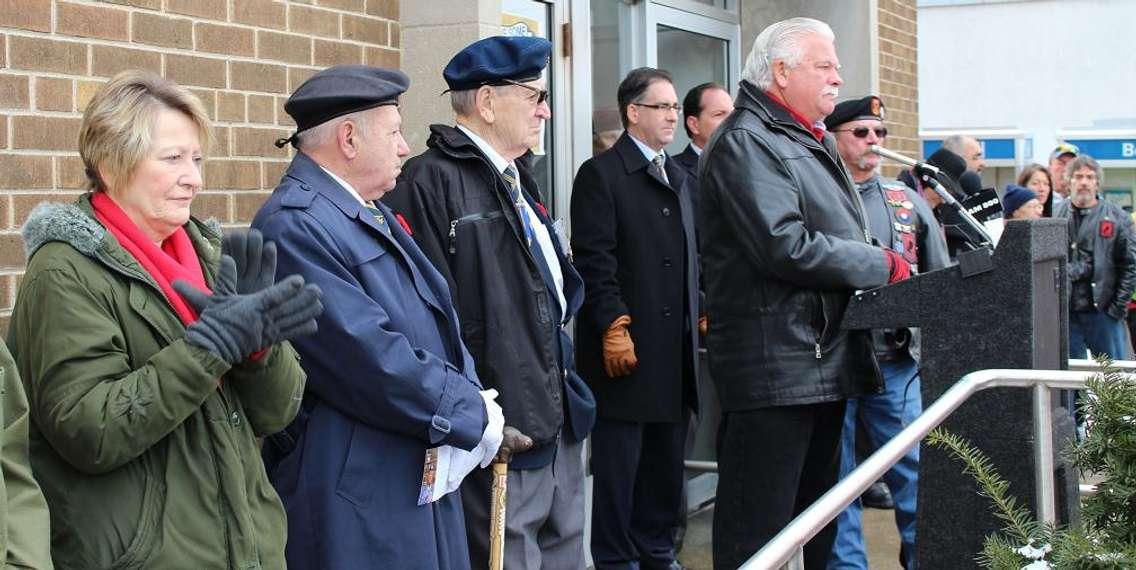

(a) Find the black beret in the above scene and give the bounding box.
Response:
[824,95,886,130]
[275,65,409,148]
[443,36,551,92]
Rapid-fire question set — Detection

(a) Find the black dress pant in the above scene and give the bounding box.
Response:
[712,400,846,570]
[591,416,689,570]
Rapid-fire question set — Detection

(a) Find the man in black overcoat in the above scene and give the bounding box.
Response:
[570,67,700,570]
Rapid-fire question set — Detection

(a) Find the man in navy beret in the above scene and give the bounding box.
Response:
[385,36,595,570]
[824,95,949,570]
[253,64,504,569]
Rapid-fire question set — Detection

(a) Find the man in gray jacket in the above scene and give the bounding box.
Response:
[824,95,950,570]
[699,18,910,569]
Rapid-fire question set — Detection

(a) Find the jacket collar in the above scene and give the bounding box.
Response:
[736,81,829,148]
[22,194,222,283]
[283,152,394,237]
[611,131,687,191]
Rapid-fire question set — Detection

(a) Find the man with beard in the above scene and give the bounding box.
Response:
[698,18,909,569]
[1056,154,1136,361]
[941,134,985,174]
[824,96,949,570]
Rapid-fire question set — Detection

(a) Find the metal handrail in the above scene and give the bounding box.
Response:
[742,359,1136,569]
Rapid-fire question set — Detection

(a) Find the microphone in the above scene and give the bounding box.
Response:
[869,144,994,248]
[868,145,940,176]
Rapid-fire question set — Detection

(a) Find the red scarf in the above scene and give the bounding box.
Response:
[765,91,826,142]
[91,192,209,326]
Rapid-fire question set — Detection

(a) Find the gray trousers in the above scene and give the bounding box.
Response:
[462,435,586,570]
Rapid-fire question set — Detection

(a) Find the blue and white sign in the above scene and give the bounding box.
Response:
[922,138,1016,160]
[1064,139,1136,161]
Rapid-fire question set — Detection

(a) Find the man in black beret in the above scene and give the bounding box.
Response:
[384,37,594,570]
[253,65,504,570]
[824,95,949,570]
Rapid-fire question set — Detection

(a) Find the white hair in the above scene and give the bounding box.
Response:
[741,17,835,90]
[296,109,371,152]
[450,88,479,117]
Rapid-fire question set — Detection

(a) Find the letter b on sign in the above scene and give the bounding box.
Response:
[1124,142,1136,158]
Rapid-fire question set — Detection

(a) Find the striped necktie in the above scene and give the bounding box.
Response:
[651,153,670,185]
[365,203,391,236]
[503,165,536,247]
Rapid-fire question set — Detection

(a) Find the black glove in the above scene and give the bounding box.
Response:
[222,228,277,295]
[174,257,323,365]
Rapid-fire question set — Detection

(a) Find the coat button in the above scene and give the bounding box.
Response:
[663,257,672,268]
[661,207,671,217]
[662,305,672,317]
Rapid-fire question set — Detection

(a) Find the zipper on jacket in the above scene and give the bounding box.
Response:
[814,293,830,359]
[448,210,506,255]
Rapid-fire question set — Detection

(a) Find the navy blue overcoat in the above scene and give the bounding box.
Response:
[253,152,487,570]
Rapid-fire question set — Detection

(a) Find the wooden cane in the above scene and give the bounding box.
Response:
[488,461,508,570]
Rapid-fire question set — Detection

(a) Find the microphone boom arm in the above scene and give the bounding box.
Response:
[868,145,994,248]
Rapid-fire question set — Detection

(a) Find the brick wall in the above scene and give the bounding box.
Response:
[0,0,401,334]
[877,0,918,177]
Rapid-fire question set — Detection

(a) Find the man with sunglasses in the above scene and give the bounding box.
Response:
[571,67,699,570]
[824,96,949,570]
[385,36,594,570]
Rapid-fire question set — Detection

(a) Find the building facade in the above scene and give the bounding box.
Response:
[0,0,401,333]
[919,0,1136,203]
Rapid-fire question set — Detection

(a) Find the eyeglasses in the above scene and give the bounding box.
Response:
[632,102,681,113]
[833,127,888,139]
[499,78,549,105]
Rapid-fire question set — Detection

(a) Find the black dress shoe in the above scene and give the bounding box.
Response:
[861,481,895,510]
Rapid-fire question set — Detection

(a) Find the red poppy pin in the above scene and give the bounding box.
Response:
[395,213,413,236]
[535,202,549,218]
[1100,220,1114,238]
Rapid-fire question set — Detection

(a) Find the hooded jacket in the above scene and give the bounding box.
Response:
[0,339,52,569]
[6,195,304,569]
[385,124,594,468]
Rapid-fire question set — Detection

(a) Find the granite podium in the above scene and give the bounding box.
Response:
[843,218,1078,568]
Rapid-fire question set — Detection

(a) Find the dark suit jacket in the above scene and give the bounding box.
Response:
[672,143,700,178]
[570,132,700,422]
[253,152,486,570]
[673,143,704,242]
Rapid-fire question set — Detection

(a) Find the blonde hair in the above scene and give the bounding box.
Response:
[79,70,212,192]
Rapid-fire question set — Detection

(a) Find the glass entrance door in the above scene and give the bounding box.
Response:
[650,3,739,155]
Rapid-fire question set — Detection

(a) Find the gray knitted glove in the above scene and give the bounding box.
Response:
[174,257,322,365]
[222,228,277,295]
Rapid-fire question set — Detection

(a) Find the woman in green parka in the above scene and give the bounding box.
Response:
[5,70,323,569]
[0,339,52,569]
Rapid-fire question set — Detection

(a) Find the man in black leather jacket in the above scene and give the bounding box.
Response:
[1056,154,1136,361]
[698,17,909,570]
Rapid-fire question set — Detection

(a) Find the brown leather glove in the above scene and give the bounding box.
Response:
[493,426,534,464]
[603,315,638,378]
[698,314,708,336]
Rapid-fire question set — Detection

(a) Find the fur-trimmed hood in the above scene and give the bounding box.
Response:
[21,195,222,261]
[22,201,107,259]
